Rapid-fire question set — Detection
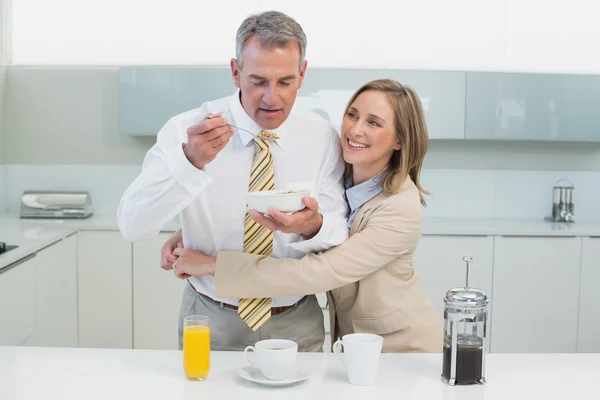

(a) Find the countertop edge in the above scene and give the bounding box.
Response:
[2,214,600,272]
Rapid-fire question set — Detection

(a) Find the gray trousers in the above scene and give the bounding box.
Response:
[178,282,325,352]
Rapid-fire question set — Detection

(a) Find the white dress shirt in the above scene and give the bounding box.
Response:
[117,90,349,307]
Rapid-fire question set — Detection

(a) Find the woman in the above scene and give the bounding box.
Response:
[170,79,442,353]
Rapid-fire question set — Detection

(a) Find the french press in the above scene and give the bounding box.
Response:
[441,256,489,386]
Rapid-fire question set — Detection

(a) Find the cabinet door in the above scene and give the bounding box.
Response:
[78,231,132,349]
[466,72,600,142]
[578,237,600,352]
[291,68,466,139]
[28,235,78,347]
[0,256,36,345]
[132,232,184,350]
[492,236,581,353]
[414,235,494,318]
[413,235,494,349]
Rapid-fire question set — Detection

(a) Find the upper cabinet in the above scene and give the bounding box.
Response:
[118,67,235,136]
[466,72,600,142]
[296,69,466,140]
[119,67,466,139]
[119,66,600,143]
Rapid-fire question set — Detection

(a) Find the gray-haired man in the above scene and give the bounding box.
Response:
[118,11,348,351]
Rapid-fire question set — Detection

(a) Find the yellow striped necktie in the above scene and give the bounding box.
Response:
[238,131,276,331]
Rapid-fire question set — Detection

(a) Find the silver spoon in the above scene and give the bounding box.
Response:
[205,114,279,140]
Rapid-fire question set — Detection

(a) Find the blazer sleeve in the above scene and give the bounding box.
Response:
[214,193,421,299]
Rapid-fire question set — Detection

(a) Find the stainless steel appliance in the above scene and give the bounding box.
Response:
[0,242,18,254]
[20,191,93,219]
[442,256,489,386]
[545,179,575,223]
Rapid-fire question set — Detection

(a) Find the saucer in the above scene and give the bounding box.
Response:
[238,366,310,387]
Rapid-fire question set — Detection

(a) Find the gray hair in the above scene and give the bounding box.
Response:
[235,11,307,70]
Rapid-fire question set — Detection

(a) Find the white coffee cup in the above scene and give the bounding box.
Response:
[333,333,383,386]
[244,339,298,381]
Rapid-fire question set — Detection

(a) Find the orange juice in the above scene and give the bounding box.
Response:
[183,326,210,380]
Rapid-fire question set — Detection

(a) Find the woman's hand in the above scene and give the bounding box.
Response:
[172,248,216,279]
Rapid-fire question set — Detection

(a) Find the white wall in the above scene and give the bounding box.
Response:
[4,164,141,217]
[273,0,600,74]
[5,68,154,165]
[11,0,600,74]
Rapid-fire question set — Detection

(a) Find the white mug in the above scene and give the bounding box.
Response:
[244,339,298,381]
[333,333,383,386]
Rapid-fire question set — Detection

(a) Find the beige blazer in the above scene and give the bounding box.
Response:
[214,176,443,353]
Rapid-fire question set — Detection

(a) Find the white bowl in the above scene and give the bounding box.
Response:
[246,189,311,214]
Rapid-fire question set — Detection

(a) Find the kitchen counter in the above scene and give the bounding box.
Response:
[2,212,600,272]
[0,346,597,399]
[422,217,600,237]
[0,213,180,272]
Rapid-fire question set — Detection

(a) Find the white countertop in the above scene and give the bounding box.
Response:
[422,217,600,236]
[0,213,179,271]
[0,346,597,399]
[2,212,600,272]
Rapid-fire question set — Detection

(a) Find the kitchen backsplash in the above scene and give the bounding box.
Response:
[2,164,140,217]
[1,67,599,220]
[2,164,599,220]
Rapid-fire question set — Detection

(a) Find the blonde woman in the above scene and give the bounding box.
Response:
[169,79,442,353]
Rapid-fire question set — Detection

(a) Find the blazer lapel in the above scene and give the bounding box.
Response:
[348,174,415,236]
[349,191,387,236]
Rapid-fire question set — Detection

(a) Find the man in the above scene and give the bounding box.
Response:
[117,10,348,352]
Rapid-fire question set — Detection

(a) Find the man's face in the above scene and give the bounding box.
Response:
[231,35,307,130]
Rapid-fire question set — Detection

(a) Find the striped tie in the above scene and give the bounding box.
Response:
[238,131,275,331]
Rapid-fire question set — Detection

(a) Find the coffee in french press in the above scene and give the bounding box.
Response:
[441,256,489,385]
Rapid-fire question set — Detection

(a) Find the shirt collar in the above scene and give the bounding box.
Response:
[345,172,384,212]
[229,89,286,148]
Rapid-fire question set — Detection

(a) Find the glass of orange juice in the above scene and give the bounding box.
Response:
[183,315,210,380]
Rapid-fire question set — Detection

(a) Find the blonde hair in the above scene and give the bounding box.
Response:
[343,79,430,205]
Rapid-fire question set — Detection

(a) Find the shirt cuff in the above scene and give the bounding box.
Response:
[166,143,213,195]
[287,212,347,254]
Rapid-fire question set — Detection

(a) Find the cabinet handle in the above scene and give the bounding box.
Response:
[423,234,490,238]
[0,253,37,275]
[500,235,577,238]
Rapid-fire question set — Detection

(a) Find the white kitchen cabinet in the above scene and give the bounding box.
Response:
[413,235,494,319]
[491,236,581,353]
[0,255,36,345]
[413,235,494,350]
[78,231,132,349]
[27,235,78,347]
[578,237,600,353]
[132,231,183,350]
[466,72,600,142]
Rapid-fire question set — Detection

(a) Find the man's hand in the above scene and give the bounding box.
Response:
[160,229,183,271]
[172,248,216,279]
[183,113,234,170]
[249,197,323,239]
